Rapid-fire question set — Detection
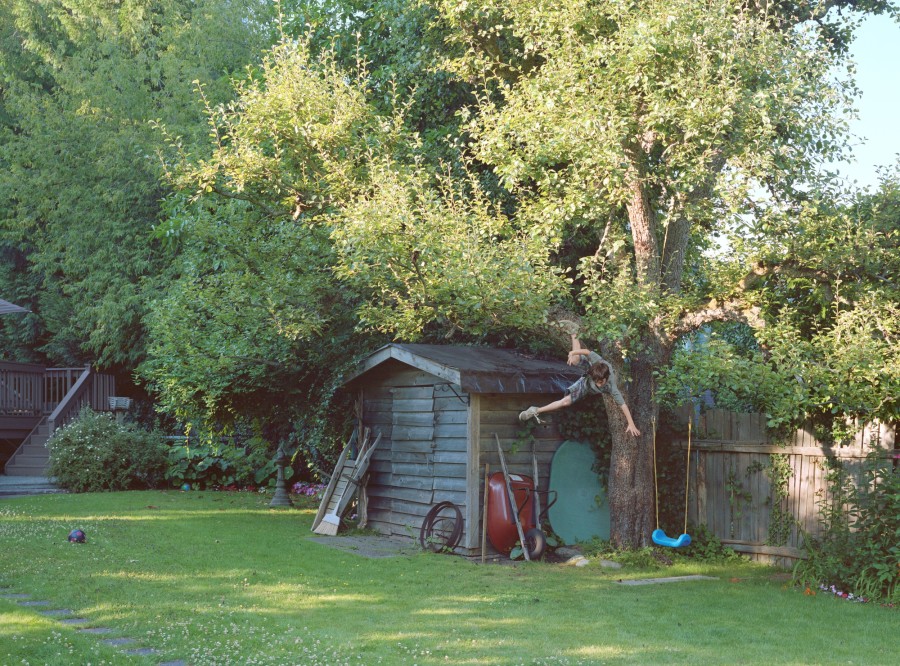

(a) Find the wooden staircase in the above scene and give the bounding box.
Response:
[1,363,116,477]
[5,417,52,476]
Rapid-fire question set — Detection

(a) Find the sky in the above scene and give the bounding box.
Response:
[830,13,900,189]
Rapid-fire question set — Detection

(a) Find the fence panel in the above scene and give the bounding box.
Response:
[682,412,895,566]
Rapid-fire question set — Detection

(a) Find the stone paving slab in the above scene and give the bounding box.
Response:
[0,475,65,499]
[616,575,719,586]
[308,535,418,558]
[78,627,115,634]
[59,617,90,625]
[7,583,186,664]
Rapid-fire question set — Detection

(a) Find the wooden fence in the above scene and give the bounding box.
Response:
[672,408,896,567]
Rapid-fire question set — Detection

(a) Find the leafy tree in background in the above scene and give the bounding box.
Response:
[142,37,376,443]
[428,0,886,546]
[0,0,277,373]
[144,32,562,442]
[661,167,899,438]
[279,0,473,161]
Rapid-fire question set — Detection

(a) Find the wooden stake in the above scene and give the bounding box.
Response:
[481,463,490,563]
[495,434,531,561]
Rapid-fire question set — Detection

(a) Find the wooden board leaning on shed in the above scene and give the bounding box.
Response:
[312,429,382,536]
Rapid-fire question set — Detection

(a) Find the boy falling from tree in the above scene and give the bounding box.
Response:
[519,321,641,437]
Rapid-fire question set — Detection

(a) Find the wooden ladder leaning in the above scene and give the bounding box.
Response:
[311,429,382,536]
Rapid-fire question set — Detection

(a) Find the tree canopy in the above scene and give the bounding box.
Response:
[0,0,896,547]
[0,0,278,371]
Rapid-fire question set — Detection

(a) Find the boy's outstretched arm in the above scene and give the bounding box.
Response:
[620,403,641,437]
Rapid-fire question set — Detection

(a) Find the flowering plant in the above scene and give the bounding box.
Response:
[291,481,325,497]
[819,584,867,603]
[47,407,167,492]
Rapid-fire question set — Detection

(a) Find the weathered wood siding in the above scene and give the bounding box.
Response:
[677,408,896,567]
[361,362,469,542]
[359,368,571,556]
[476,394,568,558]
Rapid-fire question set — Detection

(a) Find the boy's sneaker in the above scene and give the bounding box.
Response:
[519,406,541,423]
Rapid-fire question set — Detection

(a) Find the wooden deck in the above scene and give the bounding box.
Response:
[0,362,116,475]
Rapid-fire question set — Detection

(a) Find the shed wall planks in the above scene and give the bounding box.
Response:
[360,366,472,545]
[356,376,574,555]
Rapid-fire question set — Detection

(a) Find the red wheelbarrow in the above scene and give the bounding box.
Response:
[487,436,554,560]
[486,471,544,557]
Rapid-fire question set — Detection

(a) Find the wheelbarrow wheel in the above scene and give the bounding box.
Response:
[523,527,547,560]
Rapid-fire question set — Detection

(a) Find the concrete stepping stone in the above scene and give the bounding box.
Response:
[1,588,182,664]
[78,627,115,635]
[616,575,719,585]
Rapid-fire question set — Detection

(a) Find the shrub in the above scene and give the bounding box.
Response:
[793,448,900,604]
[681,524,748,563]
[164,435,283,490]
[47,408,168,492]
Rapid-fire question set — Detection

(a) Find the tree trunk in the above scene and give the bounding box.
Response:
[625,146,660,287]
[605,351,660,548]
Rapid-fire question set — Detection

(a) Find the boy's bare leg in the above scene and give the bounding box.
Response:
[519,395,573,423]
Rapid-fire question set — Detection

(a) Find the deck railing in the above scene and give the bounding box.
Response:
[0,362,45,417]
[46,366,115,432]
[0,362,116,424]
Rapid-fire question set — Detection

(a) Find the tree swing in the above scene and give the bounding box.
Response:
[651,418,692,548]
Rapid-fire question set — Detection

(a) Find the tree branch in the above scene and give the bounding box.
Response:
[667,299,765,342]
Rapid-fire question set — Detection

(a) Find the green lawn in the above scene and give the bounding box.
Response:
[1,491,896,665]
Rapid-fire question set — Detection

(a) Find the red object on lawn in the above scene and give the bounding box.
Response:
[486,471,536,555]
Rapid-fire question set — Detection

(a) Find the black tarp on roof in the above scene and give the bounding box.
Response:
[342,343,581,395]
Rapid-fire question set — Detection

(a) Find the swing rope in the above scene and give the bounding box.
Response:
[652,417,660,531]
[683,420,691,536]
[652,416,693,545]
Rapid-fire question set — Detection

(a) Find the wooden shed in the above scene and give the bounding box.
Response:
[340,343,582,556]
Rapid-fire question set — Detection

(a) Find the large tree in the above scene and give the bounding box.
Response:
[427,0,881,546]
[144,34,565,430]
[0,0,277,370]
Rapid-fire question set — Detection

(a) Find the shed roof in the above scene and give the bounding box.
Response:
[0,298,29,315]
[342,343,581,395]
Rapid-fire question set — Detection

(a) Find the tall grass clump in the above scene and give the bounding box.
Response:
[47,407,167,492]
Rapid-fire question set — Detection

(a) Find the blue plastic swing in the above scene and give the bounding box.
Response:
[652,528,691,548]
[651,419,693,549]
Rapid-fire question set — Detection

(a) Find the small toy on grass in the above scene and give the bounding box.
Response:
[67,529,86,543]
[181,483,191,491]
